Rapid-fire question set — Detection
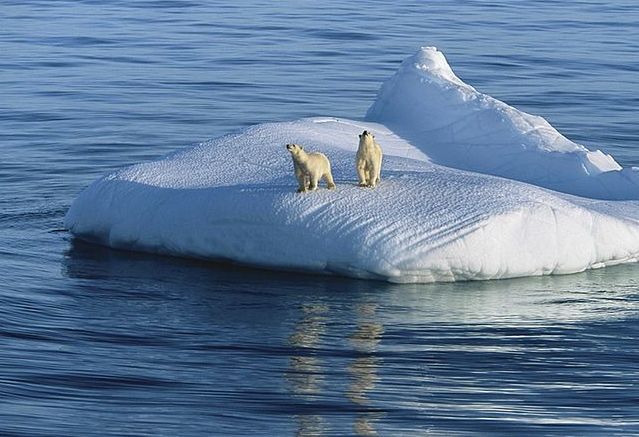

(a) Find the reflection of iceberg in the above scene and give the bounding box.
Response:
[66,47,639,283]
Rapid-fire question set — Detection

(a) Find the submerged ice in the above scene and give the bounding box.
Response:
[65,47,639,283]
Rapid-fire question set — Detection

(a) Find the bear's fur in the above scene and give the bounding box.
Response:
[356,130,383,187]
[286,143,336,192]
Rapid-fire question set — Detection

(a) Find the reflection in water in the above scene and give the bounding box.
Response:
[60,240,639,435]
[286,303,329,437]
[348,303,384,436]
[285,301,385,436]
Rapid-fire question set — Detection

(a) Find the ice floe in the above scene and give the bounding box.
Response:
[66,47,639,282]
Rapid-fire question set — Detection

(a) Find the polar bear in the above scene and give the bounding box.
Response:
[286,143,336,192]
[356,130,383,187]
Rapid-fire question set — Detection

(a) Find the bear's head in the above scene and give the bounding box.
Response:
[286,143,304,156]
[358,130,375,145]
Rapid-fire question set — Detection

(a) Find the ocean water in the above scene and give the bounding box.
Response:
[1,1,639,435]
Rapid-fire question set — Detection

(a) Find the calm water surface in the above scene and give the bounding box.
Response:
[1,1,639,435]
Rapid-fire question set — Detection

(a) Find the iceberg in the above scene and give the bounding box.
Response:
[65,47,639,283]
[367,47,639,200]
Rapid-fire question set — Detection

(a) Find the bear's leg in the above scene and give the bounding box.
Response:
[370,161,381,187]
[324,171,336,189]
[375,155,382,186]
[295,169,308,192]
[356,161,368,187]
[309,174,319,191]
[365,166,375,187]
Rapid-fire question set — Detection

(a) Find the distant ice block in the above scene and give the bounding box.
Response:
[66,48,639,283]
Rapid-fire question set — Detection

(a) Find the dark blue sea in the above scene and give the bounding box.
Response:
[2,1,639,435]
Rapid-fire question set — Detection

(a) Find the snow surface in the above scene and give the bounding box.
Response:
[66,47,639,283]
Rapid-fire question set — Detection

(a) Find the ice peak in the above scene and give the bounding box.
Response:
[404,46,468,88]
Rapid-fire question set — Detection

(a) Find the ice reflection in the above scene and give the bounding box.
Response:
[382,264,639,327]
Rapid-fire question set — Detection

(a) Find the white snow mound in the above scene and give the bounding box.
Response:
[367,46,639,200]
[66,48,639,283]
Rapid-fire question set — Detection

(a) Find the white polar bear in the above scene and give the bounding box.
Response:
[286,143,336,192]
[356,130,383,188]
